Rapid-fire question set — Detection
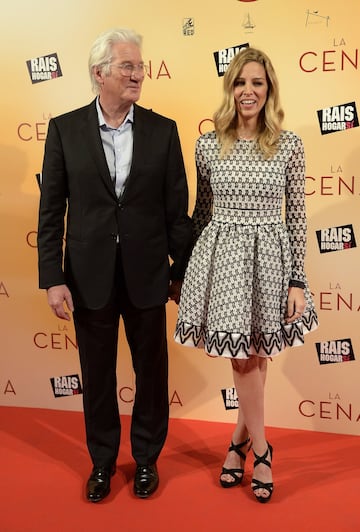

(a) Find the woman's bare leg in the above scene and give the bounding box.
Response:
[220,387,249,484]
[225,356,272,498]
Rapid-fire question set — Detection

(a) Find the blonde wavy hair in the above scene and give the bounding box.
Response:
[213,47,284,159]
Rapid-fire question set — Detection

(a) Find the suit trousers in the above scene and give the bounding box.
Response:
[73,248,169,468]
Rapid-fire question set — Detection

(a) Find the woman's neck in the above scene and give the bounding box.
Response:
[236,119,258,140]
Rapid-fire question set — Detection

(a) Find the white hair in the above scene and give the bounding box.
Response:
[88,28,143,94]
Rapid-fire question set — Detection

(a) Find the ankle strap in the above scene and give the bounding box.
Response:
[229,437,251,459]
[253,443,273,469]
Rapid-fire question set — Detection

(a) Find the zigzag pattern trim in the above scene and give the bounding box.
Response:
[174,309,319,359]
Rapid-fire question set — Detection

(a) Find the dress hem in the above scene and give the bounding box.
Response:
[174,309,319,359]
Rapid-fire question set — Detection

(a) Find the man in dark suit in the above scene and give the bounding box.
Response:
[37,28,192,502]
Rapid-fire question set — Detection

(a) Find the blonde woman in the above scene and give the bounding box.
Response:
[175,48,318,503]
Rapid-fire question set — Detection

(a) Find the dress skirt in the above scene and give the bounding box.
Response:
[174,131,319,359]
[174,208,318,359]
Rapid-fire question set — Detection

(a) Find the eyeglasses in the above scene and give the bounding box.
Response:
[110,62,147,77]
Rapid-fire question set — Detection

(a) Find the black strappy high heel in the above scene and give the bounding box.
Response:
[251,443,273,503]
[219,437,252,488]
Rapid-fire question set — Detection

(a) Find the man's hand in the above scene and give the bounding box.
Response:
[168,280,183,305]
[47,284,74,321]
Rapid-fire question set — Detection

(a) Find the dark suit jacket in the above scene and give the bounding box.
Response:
[38,99,192,309]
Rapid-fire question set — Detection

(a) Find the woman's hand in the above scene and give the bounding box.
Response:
[168,280,183,305]
[285,287,306,324]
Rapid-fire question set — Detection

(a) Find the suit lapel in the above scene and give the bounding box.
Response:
[82,101,151,201]
[121,104,150,200]
[84,99,117,198]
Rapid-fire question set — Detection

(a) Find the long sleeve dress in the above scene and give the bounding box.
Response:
[174,130,318,359]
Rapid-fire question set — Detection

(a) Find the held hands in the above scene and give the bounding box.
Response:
[168,280,182,305]
[47,284,74,321]
[285,287,306,324]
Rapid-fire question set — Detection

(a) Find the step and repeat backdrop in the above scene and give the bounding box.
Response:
[1,0,359,435]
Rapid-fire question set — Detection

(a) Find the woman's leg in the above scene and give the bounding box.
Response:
[220,369,249,484]
[230,356,272,498]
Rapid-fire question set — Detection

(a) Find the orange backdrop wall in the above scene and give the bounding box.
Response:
[1,0,359,436]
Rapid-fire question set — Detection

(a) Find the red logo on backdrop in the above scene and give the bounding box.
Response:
[299,395,360,423]
[299,48,358,73]
[314,283,360,313]
[305,171,360,197]
[145,60,171,79]
[33,328,77,350]
[2,379,16,395]
[119,387,183,406]
[0,282,9,298]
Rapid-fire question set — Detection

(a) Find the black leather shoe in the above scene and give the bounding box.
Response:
[86,464,116,503]
[134,464,159,498]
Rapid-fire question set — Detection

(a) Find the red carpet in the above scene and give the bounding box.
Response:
[1,406,359,531]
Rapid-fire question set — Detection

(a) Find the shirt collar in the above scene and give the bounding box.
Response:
[96,96,134,129]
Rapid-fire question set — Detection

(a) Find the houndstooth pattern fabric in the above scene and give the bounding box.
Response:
[174,130,318,358]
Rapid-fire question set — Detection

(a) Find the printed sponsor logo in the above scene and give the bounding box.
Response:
[317,102,359,134]
[50,374,82,398]
[0,281,9,298]
[299,393,360,422]
[315,339,355,365]
[26,53,63,84]
[1,379,16,395]
[221,387,238,410]
[182,18,195,36]
[316,224,356,253]
[36,173,42,189]
[299,47,358,73]
[119,387,183,406]
[314,282,360,313]
[213,43,249,76]
[305,167,360,197]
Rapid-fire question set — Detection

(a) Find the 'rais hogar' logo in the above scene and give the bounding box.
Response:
[50,374,82,398]
[221,387,239,410]
[213,43,249,76]
[317,101,359,134]
[316,224,356,253]
[316,339,355,365]
[26,52,63,84]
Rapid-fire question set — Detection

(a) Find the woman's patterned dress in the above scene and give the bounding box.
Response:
[174,130,318,358]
